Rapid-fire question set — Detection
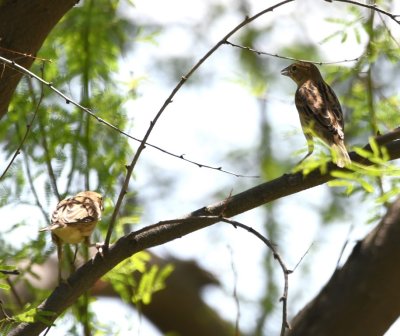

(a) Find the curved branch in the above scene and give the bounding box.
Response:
[103,0,295,247]
[221,218,291,335]
[0,55,258,179]
[9,129,400,336]
[224,41,361,64]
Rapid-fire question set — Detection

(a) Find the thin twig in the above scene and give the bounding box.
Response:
[292,243,313,273]
[336,223,355,269]
[42,326,51,336]
[103,0,295,248]
[377,12,400,49]
[221,218,291,335]
[0,56,257,179]
[364,8,387,201]
[25,75,61,201]
[65,112,85,194]
[0,300,12,320]
[158,214,292,335]
[28,85,60,202]
[5,278,23,310]
[142,147,259,178]
[22,151,50,224]
[365,10,379,135]
[0,46,50,62]
[228,246,241,336]
[225,41,361,64]
[0,270,19,276]
[331,0,400,25]
[0,76,44,180]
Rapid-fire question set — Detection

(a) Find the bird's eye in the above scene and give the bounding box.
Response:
[292,65,297,72]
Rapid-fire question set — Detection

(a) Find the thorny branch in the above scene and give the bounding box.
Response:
[0,56,256,179]
[224,41,361,65]
[0,270,19,276]
[103,0,296,247]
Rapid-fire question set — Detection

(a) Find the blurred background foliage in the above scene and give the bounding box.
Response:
[1,0,400,335]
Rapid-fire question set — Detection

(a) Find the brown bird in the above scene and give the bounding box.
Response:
[40,191,104,281]
[281,61,351,168]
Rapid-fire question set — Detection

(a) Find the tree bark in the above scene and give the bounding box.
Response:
[0,0,77,119]
[288,196,400,336]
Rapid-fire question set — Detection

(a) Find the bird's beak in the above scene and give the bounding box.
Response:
[281,66,290,77]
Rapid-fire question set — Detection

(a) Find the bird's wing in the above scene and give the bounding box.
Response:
[295,80,344,139]
[52,197,97,227]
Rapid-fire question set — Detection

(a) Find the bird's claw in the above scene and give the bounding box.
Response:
[95,242,106,258]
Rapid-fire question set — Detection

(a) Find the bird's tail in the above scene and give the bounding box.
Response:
[331,142,351,168]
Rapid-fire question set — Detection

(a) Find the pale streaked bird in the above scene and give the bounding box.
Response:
[281,61,351,168]
[40,191,104,281]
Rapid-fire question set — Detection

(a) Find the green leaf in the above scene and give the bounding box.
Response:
[376,187,400,204]
[14,307,55,324]
[330,170,354,180]
[328,180,355,195]
[358,178,374,193]
[132,263,174,305]
[353,147,374,159]
[103,252,174,306]
[354,27,361,44]
[0,282,10,290]
[369,138,380,157]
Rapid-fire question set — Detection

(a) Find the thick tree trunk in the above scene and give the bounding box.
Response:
[288,197,400,336]
[0,0,77,119]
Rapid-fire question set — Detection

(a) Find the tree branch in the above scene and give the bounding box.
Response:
[224,41,361,64]
[0,54,257,179]
[9,130,400,336]
[331,0,400,25]
[221,217,291,335]
[103,0,295,247]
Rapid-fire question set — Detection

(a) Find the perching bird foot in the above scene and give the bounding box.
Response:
[94,242,106,257]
